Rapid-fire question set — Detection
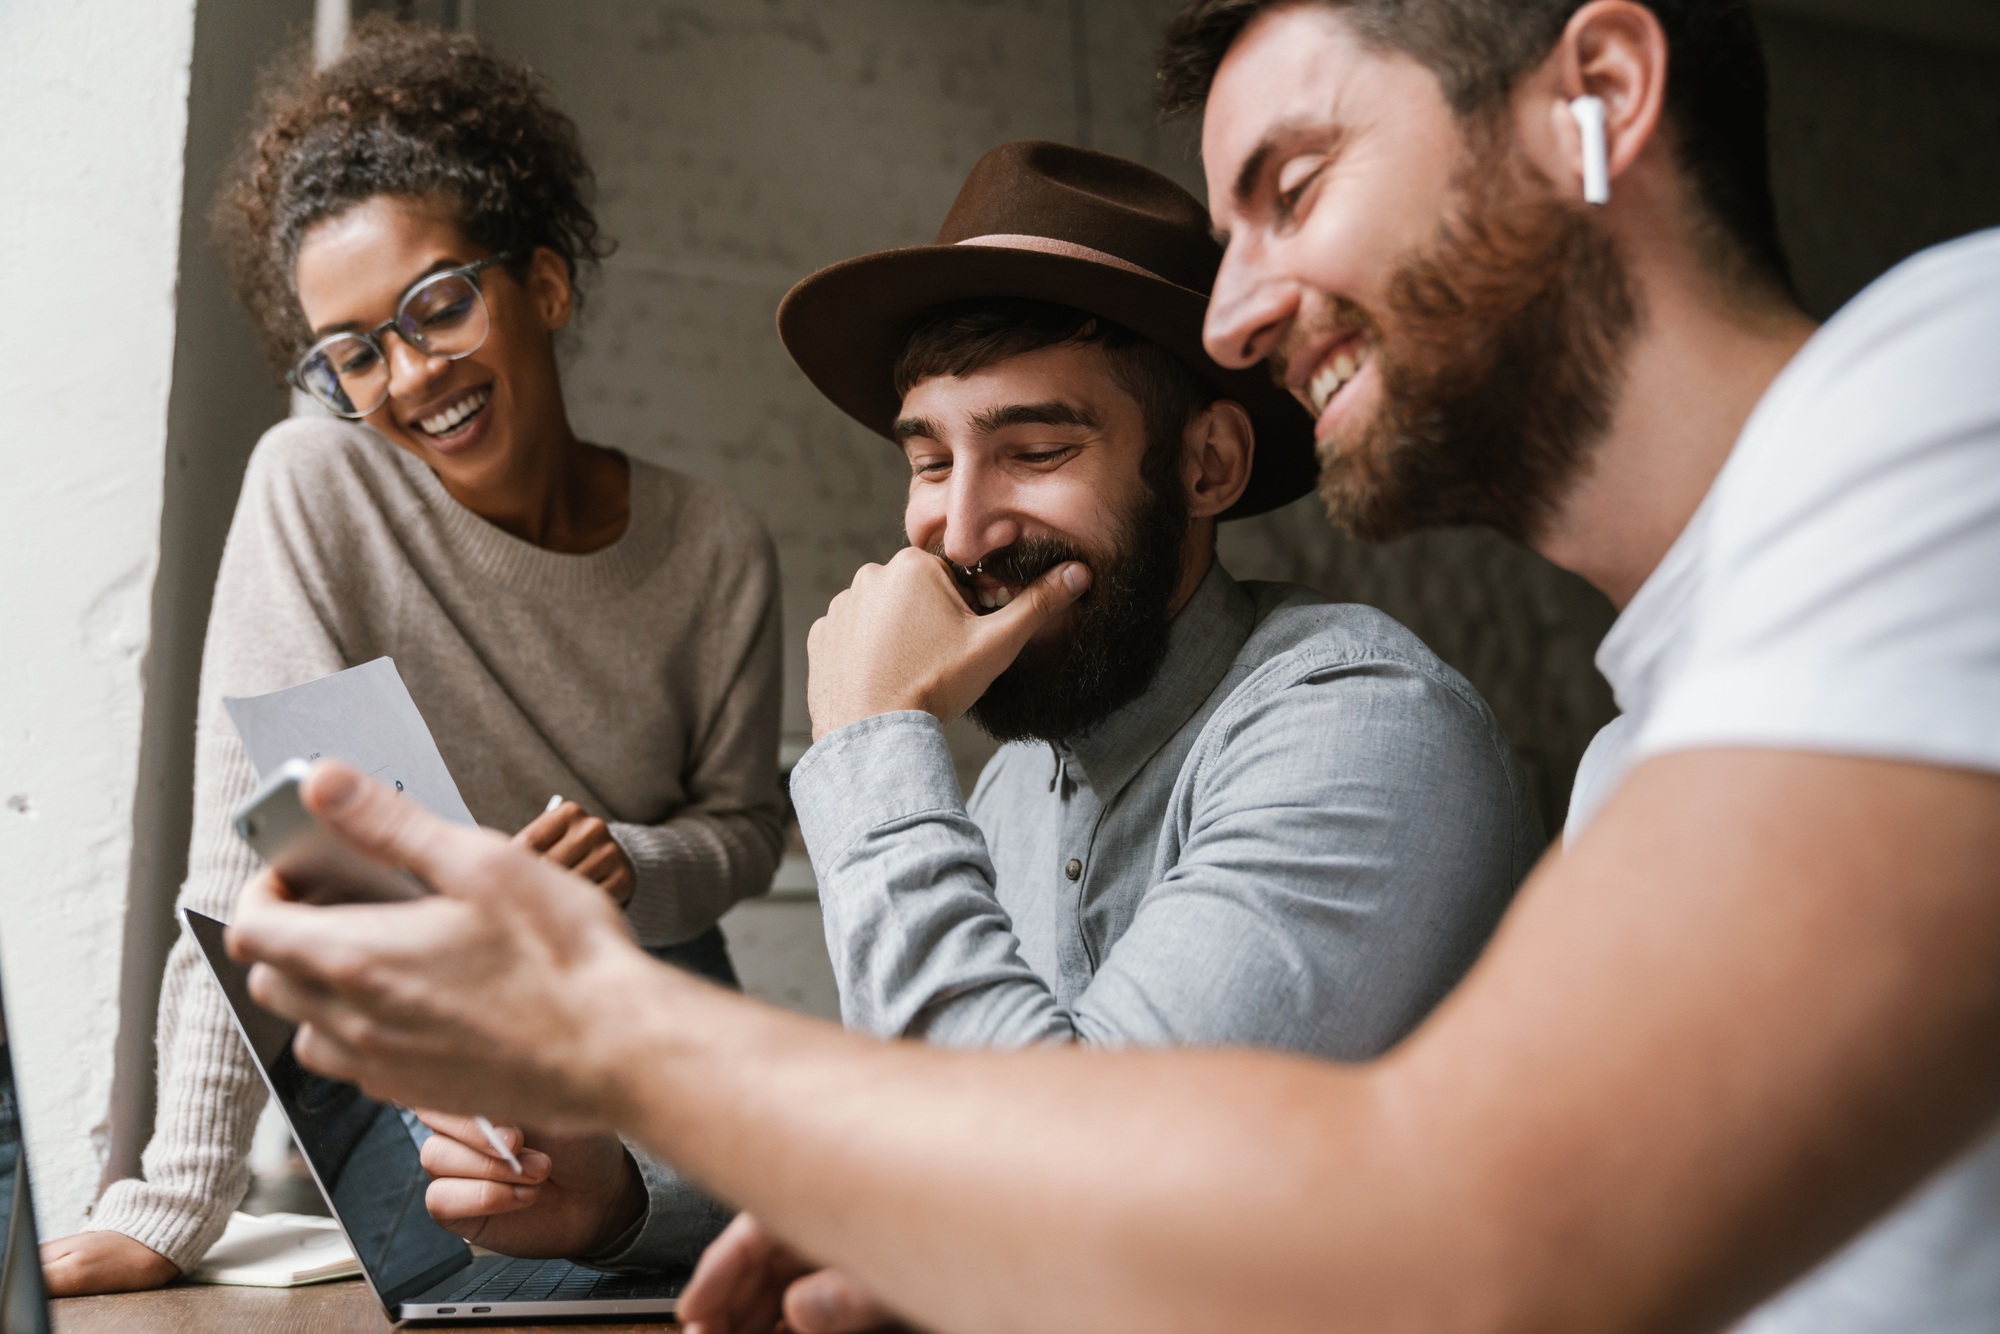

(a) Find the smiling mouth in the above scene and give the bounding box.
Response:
[417,386,491,438]
[974,581,1018,611]
[1304,337,1374,417]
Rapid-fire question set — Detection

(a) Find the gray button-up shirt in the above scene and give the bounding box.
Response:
[790,562,1543,1058]
[606,563,1543,1270]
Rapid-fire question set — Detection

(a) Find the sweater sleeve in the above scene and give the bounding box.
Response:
[612,520,785,947]
[88,430,367,1270]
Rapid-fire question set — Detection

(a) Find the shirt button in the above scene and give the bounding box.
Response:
[1065,858,1082,881]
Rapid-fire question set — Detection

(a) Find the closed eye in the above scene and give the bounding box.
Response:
[1276,158,1326,223]
[1014,445,1077,467]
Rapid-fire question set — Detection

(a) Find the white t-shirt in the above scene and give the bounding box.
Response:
[1567,229,2000,1332]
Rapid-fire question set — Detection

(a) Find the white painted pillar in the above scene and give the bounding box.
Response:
[0,1,201,1234]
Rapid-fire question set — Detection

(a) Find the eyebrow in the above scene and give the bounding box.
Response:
[969,400,1099,436]
[894,399,1102,445]
[892,414,943,444]
[1230,118,1348,213]
[310,257,470,337]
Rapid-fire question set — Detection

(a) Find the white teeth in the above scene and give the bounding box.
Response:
[419,386,491,436]
[1307,345,1369,414]
[1309,366,1341,415]
[976,587,1016,611]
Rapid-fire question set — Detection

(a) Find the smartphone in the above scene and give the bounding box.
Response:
[232,759,429,905]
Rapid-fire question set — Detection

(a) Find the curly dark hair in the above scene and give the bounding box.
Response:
[213,16,613,377]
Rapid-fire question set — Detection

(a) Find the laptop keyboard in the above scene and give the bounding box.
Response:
[436,1256,684,1304]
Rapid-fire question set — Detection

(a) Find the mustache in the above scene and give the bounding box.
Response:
[927,535,1089,590]
[1269,295,1379,393]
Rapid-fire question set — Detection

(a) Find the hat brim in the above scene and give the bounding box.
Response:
[777,244,1318,520]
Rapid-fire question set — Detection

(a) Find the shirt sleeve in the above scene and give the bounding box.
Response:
[611,524,786,947]
[793,653,1537,1061]
[582,1142,732,1273]
[1638,233,2000,773]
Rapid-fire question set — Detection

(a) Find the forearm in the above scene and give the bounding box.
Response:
[93,731,272,1270]
[592,755,2000,1334]
[794,713,1073,1044]
[600,965,1430,1334]
[92,941,268,1272]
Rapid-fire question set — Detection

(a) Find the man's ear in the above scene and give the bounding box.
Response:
[526,246,575,333]
[1523,0,1669,206]
[1181,399,1255,520]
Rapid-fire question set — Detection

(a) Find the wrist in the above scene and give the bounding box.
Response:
[586,1149,650,1256]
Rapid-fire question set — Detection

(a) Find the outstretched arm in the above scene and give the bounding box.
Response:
[230,748,2000,1332]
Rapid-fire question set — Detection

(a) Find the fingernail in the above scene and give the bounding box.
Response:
[1062,562,1091,594]
[511,1185,537,1202]
[308,761,360,810]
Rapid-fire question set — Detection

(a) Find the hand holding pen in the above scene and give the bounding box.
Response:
[512,793,637,906]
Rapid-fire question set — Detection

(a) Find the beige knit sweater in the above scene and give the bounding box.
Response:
[90,417,785,1270]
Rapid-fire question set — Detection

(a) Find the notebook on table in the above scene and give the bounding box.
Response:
[189,1211,361,1288]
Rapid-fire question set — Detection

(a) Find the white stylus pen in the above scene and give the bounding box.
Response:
[474,1115,524,1175]
[544,793,565,814]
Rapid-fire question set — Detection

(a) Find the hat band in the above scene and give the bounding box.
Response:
[954,233,1165,282]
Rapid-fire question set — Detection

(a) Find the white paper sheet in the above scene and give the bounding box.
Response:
[223,657,475,826]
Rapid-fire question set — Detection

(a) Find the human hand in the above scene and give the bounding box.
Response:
[226,759,668,1130]
[416,1111,646,1258]
[680,1213,905,1334]
[806,547,1089,741]
[514,801,635,906]
[39,1231,178,1296]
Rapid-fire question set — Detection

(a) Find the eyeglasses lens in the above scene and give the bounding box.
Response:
[299,337,381,417]
[399,273,488,357]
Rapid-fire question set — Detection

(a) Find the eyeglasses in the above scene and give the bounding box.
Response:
[287,253,516,419]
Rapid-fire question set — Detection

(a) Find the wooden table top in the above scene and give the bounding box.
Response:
[51,1278,678,1331]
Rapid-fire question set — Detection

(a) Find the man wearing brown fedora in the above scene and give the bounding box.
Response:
[390,138,1538,1286]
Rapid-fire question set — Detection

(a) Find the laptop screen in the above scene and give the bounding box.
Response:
[0,978,51,1334]
[182,910,473,1307]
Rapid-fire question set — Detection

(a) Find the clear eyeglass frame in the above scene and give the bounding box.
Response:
[286,252,517,419]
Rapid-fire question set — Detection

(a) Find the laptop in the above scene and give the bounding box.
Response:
[182,908,686,1323]
[0,961,53,1334]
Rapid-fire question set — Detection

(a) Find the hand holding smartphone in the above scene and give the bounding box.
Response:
[232,759,430,904]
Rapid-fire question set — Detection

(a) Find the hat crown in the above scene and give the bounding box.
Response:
[934,140,1221,296]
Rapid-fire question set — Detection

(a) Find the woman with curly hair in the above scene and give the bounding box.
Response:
[40,20,783,1294]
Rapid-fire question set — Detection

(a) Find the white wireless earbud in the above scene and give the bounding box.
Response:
[1568,95,1610,205]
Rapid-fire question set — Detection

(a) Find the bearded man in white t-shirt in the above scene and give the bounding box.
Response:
[220,2,2000,1331]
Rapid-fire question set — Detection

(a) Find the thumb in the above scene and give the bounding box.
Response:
[978,560,1091,658]
[302,759,487,897]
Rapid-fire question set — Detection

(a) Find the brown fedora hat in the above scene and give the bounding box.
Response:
[777,140,1317,520]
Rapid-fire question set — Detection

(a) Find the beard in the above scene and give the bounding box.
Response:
[936,471,1188,746]
[1279,132,1640,544]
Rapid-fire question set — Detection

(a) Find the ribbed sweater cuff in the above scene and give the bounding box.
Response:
[89,1177,236,1275]
[611,816,776,947]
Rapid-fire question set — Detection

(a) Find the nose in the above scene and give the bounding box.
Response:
[384,332,452,406]
[1204,236,1299,371]
[915,462,1020,569]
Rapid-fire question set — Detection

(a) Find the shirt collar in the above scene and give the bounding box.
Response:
[1061,560,1256,802]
